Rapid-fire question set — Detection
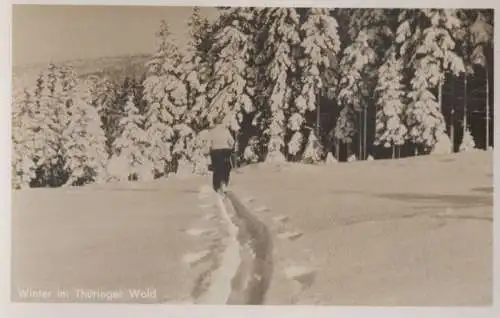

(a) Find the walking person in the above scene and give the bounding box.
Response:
[209,122,235,194]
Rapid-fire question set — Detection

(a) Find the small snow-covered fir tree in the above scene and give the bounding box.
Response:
[374,51,408,157]
[325,152,338,164]
[287,130,304,158]
[190,129,210,175]
[243,136,260,163]
[335,107,357,144]
[175,158,194,178]
[111,94,149,181]
[459,128,476,152]
[432,132,453,155]
[63,81,108,186]
[302,130,324,164]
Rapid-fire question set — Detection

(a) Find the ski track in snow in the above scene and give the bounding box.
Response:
[197,193,241,304]
[198,190,273,305]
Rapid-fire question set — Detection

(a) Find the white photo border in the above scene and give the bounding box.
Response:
[1,1,498,317]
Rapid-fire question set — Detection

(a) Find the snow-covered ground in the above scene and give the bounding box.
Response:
[231,150,493,306]
[10,151,493,306]
[11,176,227,303]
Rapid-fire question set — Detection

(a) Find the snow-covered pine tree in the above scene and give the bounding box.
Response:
[396,9,465,154]
[242,135,260,163]
[111,93,149,181]
[456,10,493,148]
[183,6,210,127]
[459,128,476,152]
[334,29,377,151]
[374,50,408,158]
[405,56,448,153]
[425,9,464,154]
[142,20,186,177]
[190,129,210,175]
[62,81,108,186]
[30,64,72,186]
[325,152,338,164]
[293,8,341,162]
[347,153,357,162]
[255,8,301,163]
[333,9,392,161]
[204,8,257,157]
[302,129,324,164]
[86,75,119,156]
[187,7,211,56]
[177,7,213,174]
[12,88,37,189]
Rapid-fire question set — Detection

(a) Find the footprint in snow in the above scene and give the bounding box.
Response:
[185,228,216,237]
[277,231,303,241]
[182,250,211,267]
[283,265,317,290]
[254,205,270,213]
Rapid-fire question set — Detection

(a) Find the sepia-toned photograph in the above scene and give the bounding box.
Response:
[10,4,493,306]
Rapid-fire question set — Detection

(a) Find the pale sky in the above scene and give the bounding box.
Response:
[12,5,219,66]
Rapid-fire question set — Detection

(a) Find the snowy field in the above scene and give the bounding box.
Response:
[231,150,493,305]
[10,151,493,305]
[11,176,227,303]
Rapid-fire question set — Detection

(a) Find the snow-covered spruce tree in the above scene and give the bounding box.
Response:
[187,7,211,57]
[242,135,260,163]
[183,6,211,128]
[204,8,257,155]
[405,56,449,154]
[456,10,493,147]
[332,8,393,161]
[302,129,324,164]
[325,152,338,164]
[11,89,37,189]
[334,29,377,152]
[190,129,211,175]
[293,8,341,163]
[396,9,465,154]
[176,7,213,174]
[110,93,149,181]
[254,8,301,163]
[142,20,186,177]
[29,64,73,186]
[86,75,119,156]
[374,50,408,158]
[62,81,108,186]
[459,128,476,152]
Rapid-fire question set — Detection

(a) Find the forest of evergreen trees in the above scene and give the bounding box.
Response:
[11,7,494,189]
